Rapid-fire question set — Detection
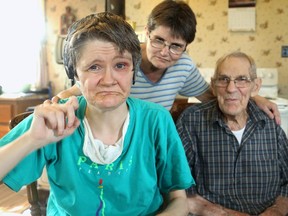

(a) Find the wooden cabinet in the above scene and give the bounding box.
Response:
[0,94,48,138]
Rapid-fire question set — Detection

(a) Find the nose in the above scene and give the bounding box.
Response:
[160,43,170,55]
[101,68,115,85]
[226,79,238,92]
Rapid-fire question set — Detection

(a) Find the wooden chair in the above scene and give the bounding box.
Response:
[9,111,49,216]
[170,98,192,122]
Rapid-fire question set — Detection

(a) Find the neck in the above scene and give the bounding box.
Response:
[224,112,248,131]
[140,45,165,83]
[85,103,128,145]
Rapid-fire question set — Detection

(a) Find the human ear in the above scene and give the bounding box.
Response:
[210,78,217,96]
[251,78,262,97]
[144,26,149,39]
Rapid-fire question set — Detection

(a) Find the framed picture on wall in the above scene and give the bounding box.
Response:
[105,0,125,19]
[228,0,256,31]
[229,0,256,8]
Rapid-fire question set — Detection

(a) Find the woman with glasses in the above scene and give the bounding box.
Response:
[53,1,281,124]
[177,51,288,216]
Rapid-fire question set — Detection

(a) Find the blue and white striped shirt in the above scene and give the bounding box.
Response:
[130,53,210,110]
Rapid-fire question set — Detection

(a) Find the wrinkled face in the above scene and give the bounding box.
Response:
[211,57,260,118]
[75,39,134,110]
[145,26,186,69]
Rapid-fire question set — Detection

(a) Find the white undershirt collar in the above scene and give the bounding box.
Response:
[82,112,130,164]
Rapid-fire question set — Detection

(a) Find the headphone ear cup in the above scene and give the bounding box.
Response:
[63,43,75,79]
[64,64,75,80]
[62,35,75,79]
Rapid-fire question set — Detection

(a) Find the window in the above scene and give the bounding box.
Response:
[0,0,47,93]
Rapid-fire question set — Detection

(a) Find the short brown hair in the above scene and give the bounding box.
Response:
[147,1,197,44]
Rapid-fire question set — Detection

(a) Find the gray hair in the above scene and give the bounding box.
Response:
[214,51,257,79]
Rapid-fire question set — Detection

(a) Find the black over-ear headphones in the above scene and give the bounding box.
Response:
[63,37,76,80]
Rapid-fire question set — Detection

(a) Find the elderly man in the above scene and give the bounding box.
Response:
[177,51,288,216]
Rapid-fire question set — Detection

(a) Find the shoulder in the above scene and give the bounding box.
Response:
[178,52,195,63]
[247,100,288,139]
[248,100,271,122]
[168,53,196,70]
[166,53,200,80]
[128,97,168,112]
[178,100,217,123]
[247,100,278,127]
[127,97,171,119]
[175,53,197,68]
[127,97,177,134]
[184,100,216,113]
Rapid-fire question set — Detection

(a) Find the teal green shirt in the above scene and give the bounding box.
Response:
[1,96,194,216]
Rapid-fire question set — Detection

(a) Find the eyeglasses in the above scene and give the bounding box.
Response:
[148,35,186,55]
[213,75,254,88]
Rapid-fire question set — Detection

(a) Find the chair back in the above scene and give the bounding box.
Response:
[170,98,192,122]
[9,111,33,129]
[9,111,47,216]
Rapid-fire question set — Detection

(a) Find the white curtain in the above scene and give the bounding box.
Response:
[0,0,47,93]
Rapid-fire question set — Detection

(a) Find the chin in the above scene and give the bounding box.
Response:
[224,108,243,117]
[152,58,171,68]
[221,105,242,116]
[97,98,126,109]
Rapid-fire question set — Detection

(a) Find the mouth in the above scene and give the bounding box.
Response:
[93,91,126,102]
[155,56,169,62]
[225,98,239,103]
[96,91,120,96]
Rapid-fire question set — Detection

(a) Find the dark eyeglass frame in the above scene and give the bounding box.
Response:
[148,35,186,55]
[213,75,255,88]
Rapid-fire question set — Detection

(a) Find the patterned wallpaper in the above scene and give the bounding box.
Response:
[45,0,106,94]
[45,0,288,98]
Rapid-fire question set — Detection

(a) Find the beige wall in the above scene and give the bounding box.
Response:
[45,0,105,95]
[45,0,288,98]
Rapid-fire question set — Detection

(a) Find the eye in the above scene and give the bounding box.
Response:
[240,76,249,80]
[170,44,182,51]
[115,63,127,70]
[235,76,250,82]
[154,38,165,45]
[115,62,133,72]
[89,64,101,72]
[218,76,230,82]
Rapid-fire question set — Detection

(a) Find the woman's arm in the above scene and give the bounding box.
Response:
[0,96,80,180]
[52,84,82,102]
[157,190,189,216]
[195,86,215,102]
[252,95,281,125]
[0,132,37,180]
